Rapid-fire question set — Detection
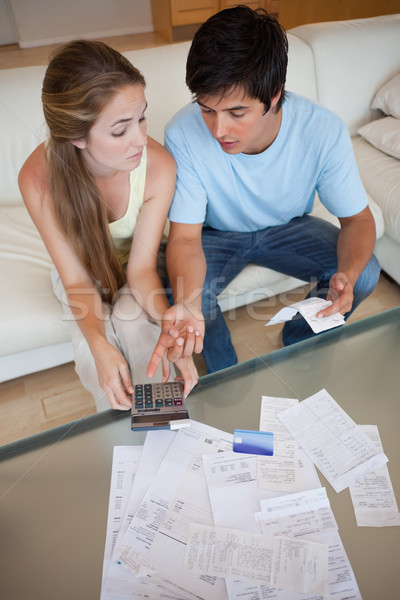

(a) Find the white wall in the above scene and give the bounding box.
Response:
[0,0,18,45]
[7,0,154,48]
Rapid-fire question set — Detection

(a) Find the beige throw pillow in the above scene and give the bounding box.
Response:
[358,116,400,160]
[371,72,400,119]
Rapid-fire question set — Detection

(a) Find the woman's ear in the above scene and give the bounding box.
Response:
[70,138,86,150]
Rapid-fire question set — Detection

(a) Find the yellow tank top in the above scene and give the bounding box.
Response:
[108,146,147,265]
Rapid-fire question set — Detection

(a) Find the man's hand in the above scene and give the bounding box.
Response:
[317,206,377,320]
[316,272,354,319]
[146,303,204,380]
[165,303,204,354]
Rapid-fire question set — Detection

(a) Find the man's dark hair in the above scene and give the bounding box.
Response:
[186,5,288,113]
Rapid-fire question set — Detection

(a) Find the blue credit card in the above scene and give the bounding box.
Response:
[233,429,274,456]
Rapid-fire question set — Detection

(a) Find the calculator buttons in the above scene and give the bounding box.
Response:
[133,382,185,412]
[131,381,188,430]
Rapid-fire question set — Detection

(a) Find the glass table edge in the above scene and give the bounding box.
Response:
[195,305,400,388]
[1,305,399,459]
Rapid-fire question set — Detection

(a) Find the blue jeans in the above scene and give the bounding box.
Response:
[201,216,380,373]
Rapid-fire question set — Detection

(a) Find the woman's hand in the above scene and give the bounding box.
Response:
[92,339,133,410]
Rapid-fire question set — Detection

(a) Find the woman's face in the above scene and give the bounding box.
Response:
[74,84,148,177]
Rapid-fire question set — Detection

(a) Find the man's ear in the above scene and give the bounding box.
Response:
[70,138,86,150]
[270,90,282,110]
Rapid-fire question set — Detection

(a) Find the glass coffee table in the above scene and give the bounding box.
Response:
[1,307,399,599]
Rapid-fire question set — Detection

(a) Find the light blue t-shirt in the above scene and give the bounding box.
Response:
[165,93,367,232]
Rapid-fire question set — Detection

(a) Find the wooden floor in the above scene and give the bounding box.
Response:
[1,32,400,446]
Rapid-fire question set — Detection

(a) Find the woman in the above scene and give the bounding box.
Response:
[19,40,198,411]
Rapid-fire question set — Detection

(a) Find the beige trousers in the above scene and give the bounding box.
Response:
[51,270,168,412]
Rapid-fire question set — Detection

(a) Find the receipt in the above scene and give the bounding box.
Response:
[266,297,345,333]
[184,524,329,596]
[349,425,400,527]
[278,389,388,492]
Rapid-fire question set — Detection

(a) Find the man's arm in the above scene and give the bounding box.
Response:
[167,222,206,315]
[317,205,376,318]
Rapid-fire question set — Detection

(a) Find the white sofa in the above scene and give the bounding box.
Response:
[1,14,399,383]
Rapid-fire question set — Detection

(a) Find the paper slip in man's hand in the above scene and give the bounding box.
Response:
[265,297,345,334]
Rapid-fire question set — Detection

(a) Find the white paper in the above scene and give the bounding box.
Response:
[114,420,233,600]
[259,486,331,516]
[100,405,364,600]
[270,535,329,596]
[256,487,338,537]
[121,430,177,531]
[203,450,362,600]
[102,431,177,599]
[104,572,189,600]
[258,396,300,492]
[203,450,321,535]
[185,524,329,596]
[349,425,400,527]
[266,297,345,333]
[185,523,273,584]
[255,488,361,600]
[101,445,143,598]
[278,389,388,492]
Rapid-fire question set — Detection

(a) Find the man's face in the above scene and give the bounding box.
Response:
[197,88,281,155]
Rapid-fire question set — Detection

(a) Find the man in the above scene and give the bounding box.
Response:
[148,5,380,377]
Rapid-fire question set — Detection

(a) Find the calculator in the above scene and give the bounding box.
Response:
[130,381,189,431]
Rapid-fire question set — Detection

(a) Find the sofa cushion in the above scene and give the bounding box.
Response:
[0,65,47,205]
[358,117,400,160]
[353,135,400,244]
[0,205,70,357]
[218,267,306,312]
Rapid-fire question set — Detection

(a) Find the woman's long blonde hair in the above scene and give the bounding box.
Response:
[42,39,145,303]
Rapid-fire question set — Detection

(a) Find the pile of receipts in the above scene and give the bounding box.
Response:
[101,388,400,600]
